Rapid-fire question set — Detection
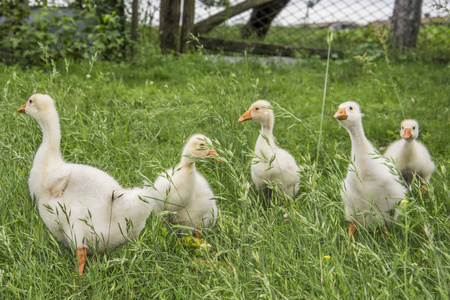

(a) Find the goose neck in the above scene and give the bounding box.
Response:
[347,121,370,158]
[36,113,63,162]
[259,118,275,143]
[179,156,196,170]
[402,139,415,154]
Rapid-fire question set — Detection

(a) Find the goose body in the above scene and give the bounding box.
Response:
[153,134,219,234]
[18,94,154,274]
[334,101,406,236]
[384,119,435,184]
[239,100,300,198]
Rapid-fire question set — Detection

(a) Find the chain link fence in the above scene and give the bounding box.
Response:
[148,0,449,58]
[16,0,450,59]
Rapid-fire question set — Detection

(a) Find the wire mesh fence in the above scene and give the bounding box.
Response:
[149,0,449,58]
[11,0,450,59]
[207,0,448,57]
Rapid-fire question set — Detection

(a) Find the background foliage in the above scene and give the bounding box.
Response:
[0,0,449,65]
[0,2,126,64]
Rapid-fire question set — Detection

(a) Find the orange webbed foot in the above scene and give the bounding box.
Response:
[76,248,87,275]
[349,222,357,237]
[421,184,428,194]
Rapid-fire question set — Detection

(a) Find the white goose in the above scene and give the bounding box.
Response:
[239,100,300,198]
[334,101,406,236]
[153,134,220,237]
[384,119,435,185]
[18,94,155,275]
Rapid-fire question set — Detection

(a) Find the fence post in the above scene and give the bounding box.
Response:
[391,0,423,50]
[181,0,195,53]
[130,0,139,59]
[131,0,139,42]
[159,0,181,53]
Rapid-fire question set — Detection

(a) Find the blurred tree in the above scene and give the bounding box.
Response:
[131,0,139,42]
[241,0,290,39]
[130,0,139,58]
[199,0,229,6]
[391,0,423,49]
[181,0,195,53]
[159,0,181,53]
[194,0,273,35]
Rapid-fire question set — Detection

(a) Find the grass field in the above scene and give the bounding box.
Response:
[0,49,449,298]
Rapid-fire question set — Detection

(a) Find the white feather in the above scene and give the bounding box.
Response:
[240,100,300,198]
[153,134,218,230]
[21,94,155,254]
[384,119,435,184]
[334,101,406,227]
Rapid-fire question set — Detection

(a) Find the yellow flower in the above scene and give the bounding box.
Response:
[191,237,202,247]
[178,236,211,249]
[324,255,331,260]
[401,199,409,206]
[200,242,211,249]
[191,237,211,249]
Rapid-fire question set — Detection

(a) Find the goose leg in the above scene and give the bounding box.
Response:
[76,248,87,275]
[193,230,202,240]
[349,222,357,237]
[421,184,427,194]
[382,225,390,238]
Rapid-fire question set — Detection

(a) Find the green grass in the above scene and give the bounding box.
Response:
[0,50,449,298]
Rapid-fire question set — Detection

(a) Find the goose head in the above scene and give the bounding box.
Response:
[18,94,57,121]
[182,134,221,162]
[400,119,419,141]
[333,101,363,128]
[238,100,273,126]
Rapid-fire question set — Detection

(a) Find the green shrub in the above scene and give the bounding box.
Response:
[0,2,126,65]
[88,11,126,60]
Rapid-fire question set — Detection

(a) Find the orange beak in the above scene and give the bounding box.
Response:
[18,102,27,113]
[207,147,223,162]
[238,109,252,123]
[333,107,348,120]
[403,128,412,140]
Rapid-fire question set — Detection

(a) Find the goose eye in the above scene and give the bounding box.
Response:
[199,143,205,147]
[29,99,33,104]
[349,106,353,111]
[413,126,416,130]
[401,127,404,129]
[255,107,259,111]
